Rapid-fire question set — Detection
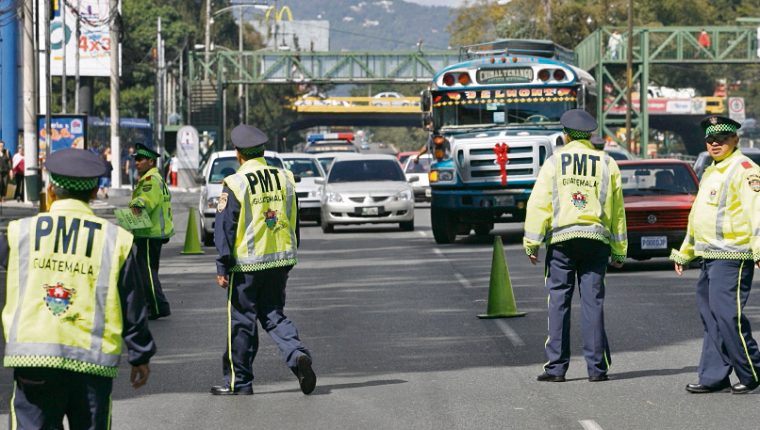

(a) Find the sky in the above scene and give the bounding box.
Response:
[405,0,466,7]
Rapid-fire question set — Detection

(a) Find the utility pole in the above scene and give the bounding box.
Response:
[238,6,244,124]
[110,0,121,188]
[61,0,67,113]
[624,0,634,154]
[74,0,80,113]
[156,17,164,160]
[45,0,52,165]
[204,0,211,80]
[22,0,39,202]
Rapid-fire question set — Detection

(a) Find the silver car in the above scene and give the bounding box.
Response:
[198,150,283,246]
[280,153,326,223]
[317,154,415,233]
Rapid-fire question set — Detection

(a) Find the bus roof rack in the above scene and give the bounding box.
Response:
[459,39,576,65]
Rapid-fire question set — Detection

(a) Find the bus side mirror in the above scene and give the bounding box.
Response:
[420,89,431,112]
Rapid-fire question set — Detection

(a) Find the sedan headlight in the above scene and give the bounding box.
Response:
[310,189,322,198]
[326,192,343,203]
[206,196,219,209]
[393,190,413,201]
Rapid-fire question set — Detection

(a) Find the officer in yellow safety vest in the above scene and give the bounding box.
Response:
[210,124,316,396]
[523,109,627,383]
[1,148,156,428]
[671,116,760,395]
[129,143,174,320]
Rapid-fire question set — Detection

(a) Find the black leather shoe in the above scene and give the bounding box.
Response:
[731,381,760,394]
[685,381,730,393]
[296,355,317,395]
[209,385,253,395]
[588,374,609,382]
[536,372,565,382]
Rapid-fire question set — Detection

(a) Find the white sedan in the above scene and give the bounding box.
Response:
[317,154,415,233]
[280,153,326,223]
[403,154,432,202]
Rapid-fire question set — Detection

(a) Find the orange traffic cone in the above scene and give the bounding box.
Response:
[477,236,526,319]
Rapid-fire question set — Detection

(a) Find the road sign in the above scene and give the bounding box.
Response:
[729,97,746,122]
[176,125,200,169]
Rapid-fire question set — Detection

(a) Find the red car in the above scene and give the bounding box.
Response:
[617,159,700,260]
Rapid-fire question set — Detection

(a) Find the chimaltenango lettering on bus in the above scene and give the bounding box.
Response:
[477,68,533,83]
[33,257,95,275]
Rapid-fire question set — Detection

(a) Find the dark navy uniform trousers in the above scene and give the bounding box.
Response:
[222,266,311,391]
[134,237,171,318]
[544,239,611,377]
[696,259,760,387]
[10,368,113,430]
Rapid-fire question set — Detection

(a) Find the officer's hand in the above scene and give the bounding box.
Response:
[674,263,684,275]
[610,261,624,269]
[216,275,229,289]
[130,364,150,389]
[131,207,142,216]
[528,254,539,265]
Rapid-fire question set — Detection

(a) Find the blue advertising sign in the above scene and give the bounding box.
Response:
[37,115,87,153]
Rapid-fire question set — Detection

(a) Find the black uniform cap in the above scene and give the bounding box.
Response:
[700,115,741,137]
[135,143,159,159]
[46,148,108,191]
[560,109,598,133]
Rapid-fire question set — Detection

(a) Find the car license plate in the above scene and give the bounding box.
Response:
[361,207,379,216]
[493,195,515,206]
[641,236,667,249]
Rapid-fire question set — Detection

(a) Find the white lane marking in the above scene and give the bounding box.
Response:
[433,248,443,257]
[579,420,604,430]
[418,230,427,237]
[454,272,474,289]
[495,319,525,347]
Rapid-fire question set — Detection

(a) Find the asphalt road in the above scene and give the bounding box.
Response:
[3,194,760,429]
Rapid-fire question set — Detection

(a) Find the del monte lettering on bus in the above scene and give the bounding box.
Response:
[477,68,533,84]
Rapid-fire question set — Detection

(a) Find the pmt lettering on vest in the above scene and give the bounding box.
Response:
[560,153,601,177]
[35,216,103,258]
[244,169,283,194]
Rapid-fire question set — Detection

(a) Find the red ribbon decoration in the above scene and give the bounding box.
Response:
[493,142,509,186]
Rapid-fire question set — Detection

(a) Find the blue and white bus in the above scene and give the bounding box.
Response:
[421,39,597,243]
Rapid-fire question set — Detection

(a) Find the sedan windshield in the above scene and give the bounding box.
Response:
[283,158,323,177]
[328,159,405,183]
[619,164,698,196]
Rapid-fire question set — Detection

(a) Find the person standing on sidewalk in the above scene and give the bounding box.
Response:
[12,146,24,202]
[523,109,627,383]
[129,143,174,320]
[672,116,760,394]
[1,148,156,428]
[0,140,11,201]
[210,124,315,396]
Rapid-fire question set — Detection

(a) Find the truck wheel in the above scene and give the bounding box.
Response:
[431,209,457,244]
[202,230,214,247]
[474,223,493,236]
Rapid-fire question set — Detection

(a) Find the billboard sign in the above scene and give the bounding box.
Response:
[40,0,120,77]
[37,115,88,153]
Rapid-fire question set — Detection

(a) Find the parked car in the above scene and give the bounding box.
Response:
[280,153,326,223]
[618,159,700,260]
[198,150,283,246]
[371,91,412,107]
[693,147,760,179]
[317,154,415,233]
[403,154,432,202]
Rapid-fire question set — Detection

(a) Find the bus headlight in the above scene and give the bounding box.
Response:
[430,169,454,183]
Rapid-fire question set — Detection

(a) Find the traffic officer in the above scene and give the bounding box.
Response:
[671,116,760,394]
[523,109,627,383]
[129,143,174,320]
[1,148,156,428]
[211,124,316,396]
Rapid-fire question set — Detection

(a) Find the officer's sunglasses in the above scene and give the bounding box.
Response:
[705,134,734,145]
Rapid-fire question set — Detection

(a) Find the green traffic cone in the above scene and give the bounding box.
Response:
[181,209,204,255]
[477,236,526,319]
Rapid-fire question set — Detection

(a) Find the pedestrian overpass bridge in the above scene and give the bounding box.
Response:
[189,25,760,155]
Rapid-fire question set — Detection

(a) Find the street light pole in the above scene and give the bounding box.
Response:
[204,0,211,80]
[624,0,634,153]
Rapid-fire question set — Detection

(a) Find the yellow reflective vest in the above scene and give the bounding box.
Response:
[223,158,298,272]
[523,140,628,262]
[129,167,175,239]
[2,199,134,378]
[671,149,760,264]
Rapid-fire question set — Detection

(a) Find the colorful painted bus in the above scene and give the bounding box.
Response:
[420,39,597,243]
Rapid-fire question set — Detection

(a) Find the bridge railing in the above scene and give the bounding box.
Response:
[577,26,760,70]
[189,50,460,85]
[291,96,420,113]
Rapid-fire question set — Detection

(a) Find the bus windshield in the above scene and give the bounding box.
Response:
[432,88,578,128]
